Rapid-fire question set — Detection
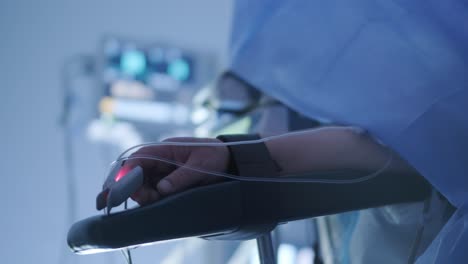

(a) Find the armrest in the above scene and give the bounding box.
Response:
[67,170,430,254]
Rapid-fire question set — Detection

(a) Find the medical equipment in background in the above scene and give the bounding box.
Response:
[59,36,220,264]
[59,36,218,152]
[89,37,217,147]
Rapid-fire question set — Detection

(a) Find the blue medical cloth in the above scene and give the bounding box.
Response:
[229,0,468,262]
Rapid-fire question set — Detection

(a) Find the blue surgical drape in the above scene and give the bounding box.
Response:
[228,0,468,262]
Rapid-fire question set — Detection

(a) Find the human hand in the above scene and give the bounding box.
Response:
[125,137,230,205]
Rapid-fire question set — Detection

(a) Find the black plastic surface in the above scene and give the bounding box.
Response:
[68,170,430,253]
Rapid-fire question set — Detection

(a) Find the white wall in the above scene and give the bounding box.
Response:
[0,1,232,263]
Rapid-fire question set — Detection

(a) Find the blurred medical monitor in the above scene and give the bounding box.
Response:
[96,36,217,141]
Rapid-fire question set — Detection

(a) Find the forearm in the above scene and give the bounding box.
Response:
[226,127,430,212]
[265,127,415,176]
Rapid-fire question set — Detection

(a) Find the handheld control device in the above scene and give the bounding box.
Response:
[96,164,144,213]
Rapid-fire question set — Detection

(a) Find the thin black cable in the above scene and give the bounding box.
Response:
[120,250,130,263]
[125,248,133,264]
[121,200,133,264]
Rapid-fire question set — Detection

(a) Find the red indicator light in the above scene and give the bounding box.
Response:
[115,166,131,182]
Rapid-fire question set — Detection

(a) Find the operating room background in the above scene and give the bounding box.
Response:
[0,1,232,263]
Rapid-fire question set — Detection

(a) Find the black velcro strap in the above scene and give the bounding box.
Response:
[211,134,280,240]
[216,134,280,178]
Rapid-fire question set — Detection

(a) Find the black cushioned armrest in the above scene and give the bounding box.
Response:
[68,169,430,254]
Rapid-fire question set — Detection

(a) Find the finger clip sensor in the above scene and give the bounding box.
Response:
[96,164,144,214]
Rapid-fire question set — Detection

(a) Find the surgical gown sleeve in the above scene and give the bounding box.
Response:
[228,0,468,263]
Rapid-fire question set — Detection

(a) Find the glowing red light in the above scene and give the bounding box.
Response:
[115,166,131,182]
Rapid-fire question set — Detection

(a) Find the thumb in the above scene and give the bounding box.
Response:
[156,162,208,195]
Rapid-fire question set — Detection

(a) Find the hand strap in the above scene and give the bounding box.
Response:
[216,134,281,177]
[207,134,281,240]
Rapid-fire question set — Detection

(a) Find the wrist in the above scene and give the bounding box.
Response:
[216,134,281,177]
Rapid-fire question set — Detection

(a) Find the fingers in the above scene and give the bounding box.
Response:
[125,142,180,205]
[131,185,160,205]
[126,137,226,203]
[131,163,207,204]
[125,144,174,170]
[124,137,194,171]
[155,138,229,195]
[156,165,208,196]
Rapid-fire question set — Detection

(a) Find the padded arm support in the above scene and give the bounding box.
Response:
[68,170,430,253]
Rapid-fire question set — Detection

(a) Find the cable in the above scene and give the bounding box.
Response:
[115,153,392,184]
[126,249,133,264]
[111,129,393,184]
[120,250,130,264]
[118,127,337,159]
[120,200,133,264]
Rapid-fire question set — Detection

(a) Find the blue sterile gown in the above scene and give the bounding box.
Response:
[228,0,468,263]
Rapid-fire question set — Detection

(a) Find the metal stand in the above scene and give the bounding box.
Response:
[256,233,275,264]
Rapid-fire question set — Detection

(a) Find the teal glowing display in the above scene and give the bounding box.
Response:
[120,50,146,76]
[167,58,190,81]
